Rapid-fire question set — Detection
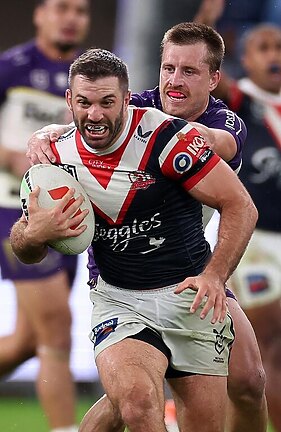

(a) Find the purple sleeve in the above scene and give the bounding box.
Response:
[213,108,246,171]
[201,106,247,171]
[87,246,100,285]
[130,87,162,110]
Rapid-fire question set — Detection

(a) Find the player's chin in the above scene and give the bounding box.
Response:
[85,136,110,150]
[163,100,185,118]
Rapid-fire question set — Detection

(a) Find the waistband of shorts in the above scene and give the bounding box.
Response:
[96,277,178,295]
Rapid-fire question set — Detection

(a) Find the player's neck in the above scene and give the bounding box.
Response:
[36,37,77,62]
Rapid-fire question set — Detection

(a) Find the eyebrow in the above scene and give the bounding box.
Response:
[75,93,117,100]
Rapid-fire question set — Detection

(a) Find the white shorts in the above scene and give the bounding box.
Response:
[89,277,234,376]
[230,229,281,308]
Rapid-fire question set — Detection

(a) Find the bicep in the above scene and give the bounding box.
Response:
[188,159,250,211]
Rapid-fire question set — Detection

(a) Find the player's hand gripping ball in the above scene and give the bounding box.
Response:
[20,164,95,255]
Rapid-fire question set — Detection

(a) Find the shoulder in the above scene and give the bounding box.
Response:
[56,127,77,145]
[0,40,35,68]
[199,96,246,136]
[131,105,188,136]
[130,87,162,109]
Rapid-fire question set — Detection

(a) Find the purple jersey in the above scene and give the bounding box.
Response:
[0,40,75,158]
[0,40,78,280]
[0,40,73,101]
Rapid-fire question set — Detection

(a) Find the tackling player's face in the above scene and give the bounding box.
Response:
[242,27,281,94]
[34,0,90,52]
[159,42,219,121]
[66,75,131,150]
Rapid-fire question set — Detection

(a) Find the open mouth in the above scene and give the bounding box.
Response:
[268,64,281,74]
[85,124,108,138]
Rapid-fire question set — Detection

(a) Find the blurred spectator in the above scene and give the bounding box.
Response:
[216,0,281,77]
[0,1,90,431]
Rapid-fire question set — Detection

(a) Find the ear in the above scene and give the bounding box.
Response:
[65,89,72,111]
[124,90,131,108]
[33,5,43,28]
[209,70,221,92]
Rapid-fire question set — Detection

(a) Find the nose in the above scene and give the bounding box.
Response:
[87,105,103,122]
[168,69,184,87]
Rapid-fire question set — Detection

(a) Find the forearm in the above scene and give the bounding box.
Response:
[10,217,48,264]
[203,197,258,283]
[39,122,73,135]
[27,123,74,165]
[190,123,236,162]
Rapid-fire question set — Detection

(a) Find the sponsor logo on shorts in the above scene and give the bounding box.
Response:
[213,326,227,356]
[92,318,118,347]
[247,274,269,294]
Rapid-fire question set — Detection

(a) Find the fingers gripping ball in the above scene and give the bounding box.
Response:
[20,164,95,255]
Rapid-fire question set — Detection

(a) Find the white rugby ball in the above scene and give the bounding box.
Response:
[20,164,95,255]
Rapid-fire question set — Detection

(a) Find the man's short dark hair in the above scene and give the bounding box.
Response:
[68,48,129,93]
[160,22,225,72]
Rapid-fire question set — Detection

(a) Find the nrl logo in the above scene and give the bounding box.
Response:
[128,170,156,190]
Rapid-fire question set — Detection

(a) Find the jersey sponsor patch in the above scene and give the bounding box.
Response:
[159,127,214,180]
[173,153,193,174]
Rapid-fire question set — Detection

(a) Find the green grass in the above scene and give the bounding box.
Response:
[0,397,276,431]
[0,397,93,431]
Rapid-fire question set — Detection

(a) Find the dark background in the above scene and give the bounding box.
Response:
[0,0,117,52]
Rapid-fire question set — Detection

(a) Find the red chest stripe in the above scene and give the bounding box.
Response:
[75,111,146,189]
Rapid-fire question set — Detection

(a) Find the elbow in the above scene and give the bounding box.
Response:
[11,243,47,265]
[15,253,46,265]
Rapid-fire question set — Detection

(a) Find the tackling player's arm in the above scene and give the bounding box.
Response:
[10,213,48,264]
[189,122,237,162]
[26,123,73,165]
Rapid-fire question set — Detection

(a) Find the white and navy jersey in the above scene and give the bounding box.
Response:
[229,78,281,232]
[52,106,221,289]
